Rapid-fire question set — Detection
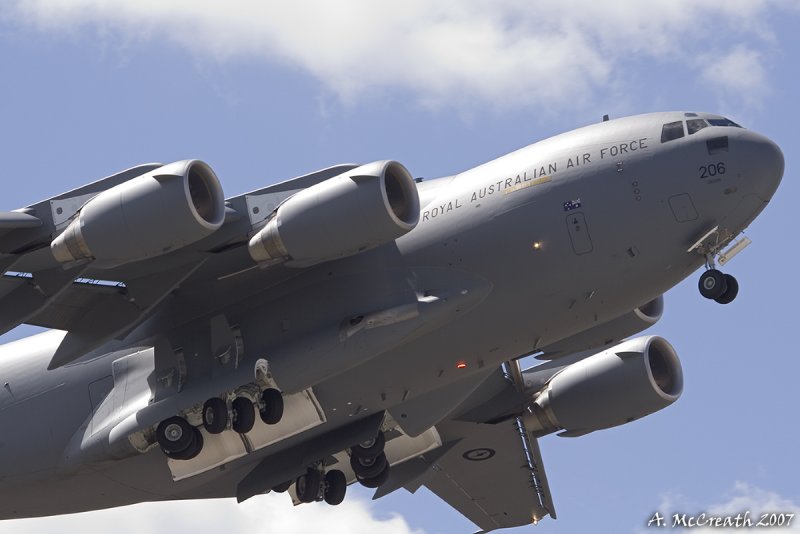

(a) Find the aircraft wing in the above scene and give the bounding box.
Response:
[406,418,556,532]
[0,162,361,367]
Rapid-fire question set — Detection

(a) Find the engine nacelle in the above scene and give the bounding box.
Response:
[248,160,419,267]
[51,160,225,267]
[537,296,664,358]
[523,336,683,437]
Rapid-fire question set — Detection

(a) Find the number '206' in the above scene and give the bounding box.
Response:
[699,162,726,178]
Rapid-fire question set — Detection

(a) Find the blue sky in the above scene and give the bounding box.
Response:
[1,2,799,533]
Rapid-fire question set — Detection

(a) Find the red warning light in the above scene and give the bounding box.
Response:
[456,361,467,369]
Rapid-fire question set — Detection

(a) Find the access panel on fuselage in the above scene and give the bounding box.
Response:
[565,212,593,255]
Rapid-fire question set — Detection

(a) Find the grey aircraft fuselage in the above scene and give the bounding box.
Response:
[0,111,784,518]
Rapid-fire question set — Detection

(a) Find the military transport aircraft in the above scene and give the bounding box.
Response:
[0,112,784,531]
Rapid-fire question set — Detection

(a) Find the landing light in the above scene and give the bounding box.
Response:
[532,241,543,250]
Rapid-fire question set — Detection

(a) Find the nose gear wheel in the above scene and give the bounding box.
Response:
[689,226,742,304]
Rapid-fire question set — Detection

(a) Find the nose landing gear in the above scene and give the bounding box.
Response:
[698,269,739,304]
[689,226,746,305]
[699,269,738,304]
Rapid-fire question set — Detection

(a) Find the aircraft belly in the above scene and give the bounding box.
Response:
[311,249,689,429]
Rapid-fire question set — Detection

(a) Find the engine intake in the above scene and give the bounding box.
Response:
[248,160,420,267]
[523,336,683,437]
[51,160,225,267]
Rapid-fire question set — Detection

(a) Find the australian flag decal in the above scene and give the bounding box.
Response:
[563,199,582,211]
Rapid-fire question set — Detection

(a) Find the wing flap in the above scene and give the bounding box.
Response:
[0,162,362,361]
[41,260,207,369]
[0,264,89,336]
[413,419,555,532]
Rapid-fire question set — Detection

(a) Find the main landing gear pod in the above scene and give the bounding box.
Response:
[156,387,285,462]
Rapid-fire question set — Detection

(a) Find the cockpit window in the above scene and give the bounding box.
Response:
[707,118,742,128]
[661,121,685,143]
[687,119,708,135]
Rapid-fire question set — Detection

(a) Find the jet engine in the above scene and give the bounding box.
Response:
[51,160,225,267]
[248,160,420,267]
[523,335,682,437]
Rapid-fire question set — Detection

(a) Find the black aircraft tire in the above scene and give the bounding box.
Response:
[259,388,284,425]
[202,397,228,434]
[324,470,347,506]
[156,416,194,454]
[699,269,727,300]
[232,397,256,434]
[358,463,390,489]
[168,427,204,461]
[715,274,739,304]
[296,470,321,503]
[350,451,387,479]
[350,432,385,459]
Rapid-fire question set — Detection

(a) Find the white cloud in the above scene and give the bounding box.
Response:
[693,482,800,533]
[5,0,793,111]
[698,46,770,111]
[643,483,800,533]
[0,493,423,534]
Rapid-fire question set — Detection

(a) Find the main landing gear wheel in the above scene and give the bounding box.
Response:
[714,273,739,304]
[156,416,194,454]
[350,432,385,459]
[259,388,284,425]
[699,269,727,300]
[357,462,390,489]
[156,417,203,461]
[202,397,228,434]
[168,427,204,461]
[296,469,322,504]
[350,451,388,479]
[231,397,256,434]
[324,470,347,506]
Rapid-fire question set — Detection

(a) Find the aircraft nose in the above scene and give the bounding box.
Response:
[741,132,784,202]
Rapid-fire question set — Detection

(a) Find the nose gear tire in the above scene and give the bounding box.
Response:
[699,269,727,300]
[714,274,739,304]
